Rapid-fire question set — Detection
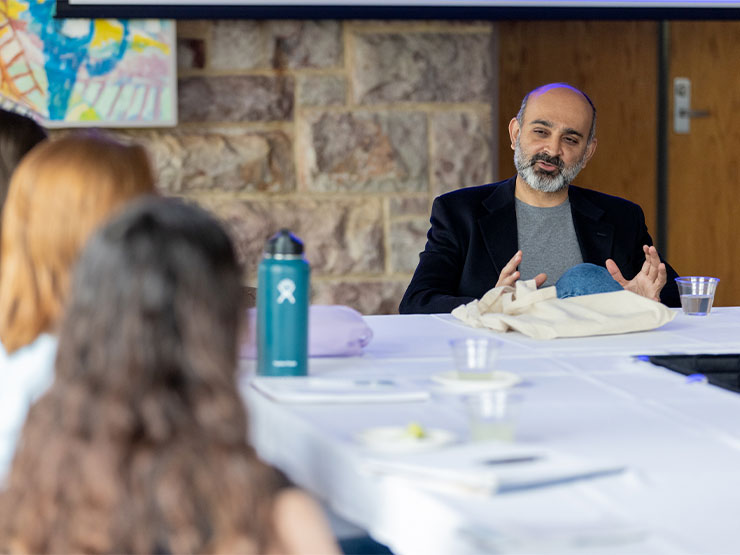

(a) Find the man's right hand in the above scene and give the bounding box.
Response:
[495,250,547,288]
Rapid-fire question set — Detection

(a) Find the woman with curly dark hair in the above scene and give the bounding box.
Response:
[0,197,338,554]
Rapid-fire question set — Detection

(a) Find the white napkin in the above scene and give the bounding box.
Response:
[360,443,625,496]
[251,376,430,404]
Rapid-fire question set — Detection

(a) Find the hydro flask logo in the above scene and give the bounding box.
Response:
[276,278,296,304]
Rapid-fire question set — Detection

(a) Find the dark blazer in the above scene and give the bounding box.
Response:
[399,177,680,314]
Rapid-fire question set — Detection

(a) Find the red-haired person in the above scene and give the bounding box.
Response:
[0,134,155,482]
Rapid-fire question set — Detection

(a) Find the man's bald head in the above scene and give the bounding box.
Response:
[516,83,597,144]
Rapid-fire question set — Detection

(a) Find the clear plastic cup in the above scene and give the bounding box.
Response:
[449,337,500,378]
[675,276,720,316]
[464,390,522,442]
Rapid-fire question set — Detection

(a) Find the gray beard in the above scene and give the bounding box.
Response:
[514,139,586,193]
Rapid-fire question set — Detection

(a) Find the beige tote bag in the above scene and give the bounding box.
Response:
[451,279,677,340]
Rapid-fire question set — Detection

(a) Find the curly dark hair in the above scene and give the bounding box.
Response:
[0,197,287,553]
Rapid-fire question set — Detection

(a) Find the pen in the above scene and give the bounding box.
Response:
[480,455,541,466]
[353,379,395,387]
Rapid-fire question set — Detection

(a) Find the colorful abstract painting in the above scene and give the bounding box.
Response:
[0,0,176,127]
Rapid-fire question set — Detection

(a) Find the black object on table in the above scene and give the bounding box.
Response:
[645,354,740,393]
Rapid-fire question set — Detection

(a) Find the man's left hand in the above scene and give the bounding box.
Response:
[605,245,666,302]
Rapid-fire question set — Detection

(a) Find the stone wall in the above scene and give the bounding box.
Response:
[125,20,496,314]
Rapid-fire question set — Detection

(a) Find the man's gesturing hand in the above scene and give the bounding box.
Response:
[605,245,666,302]
[495,250,547,289]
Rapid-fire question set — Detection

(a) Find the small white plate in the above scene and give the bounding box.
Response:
[431,370,522,393]
[356,426,456,453]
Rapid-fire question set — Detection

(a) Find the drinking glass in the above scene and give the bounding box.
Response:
[675,276,719,316]
[449,337,500,377]
[464,390,522,442]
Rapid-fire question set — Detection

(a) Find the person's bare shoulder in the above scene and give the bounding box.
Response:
[272,488,340,555]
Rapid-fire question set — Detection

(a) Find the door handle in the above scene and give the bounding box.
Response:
[674,77,711,134]
[677,108,710,119]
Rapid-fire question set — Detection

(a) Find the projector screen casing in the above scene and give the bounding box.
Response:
[54,1,740,20]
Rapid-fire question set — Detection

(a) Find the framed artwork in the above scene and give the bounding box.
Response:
[0,1,176,127]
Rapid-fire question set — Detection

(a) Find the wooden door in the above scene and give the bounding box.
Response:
[498,21,660,234]
[668,22,740,306]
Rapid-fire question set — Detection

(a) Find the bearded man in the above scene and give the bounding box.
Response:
[399,83,680,314]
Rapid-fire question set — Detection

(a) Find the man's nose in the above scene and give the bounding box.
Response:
[542,135,563,157]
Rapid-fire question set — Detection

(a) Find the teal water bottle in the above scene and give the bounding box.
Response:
[257,229,310,376]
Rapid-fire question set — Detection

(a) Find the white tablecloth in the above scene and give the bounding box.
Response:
[243,307,740,554]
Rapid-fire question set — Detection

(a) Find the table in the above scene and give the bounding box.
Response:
[242,308,740,554]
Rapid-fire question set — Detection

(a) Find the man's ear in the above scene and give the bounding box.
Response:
[581,138,598,168]
[508,117,520,151]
